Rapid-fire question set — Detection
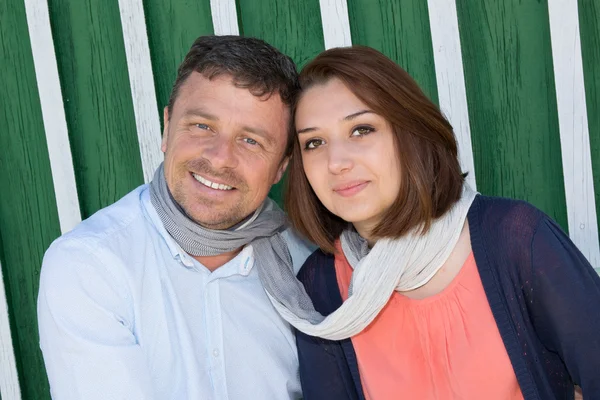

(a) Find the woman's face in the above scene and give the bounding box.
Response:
[295,78,402,238]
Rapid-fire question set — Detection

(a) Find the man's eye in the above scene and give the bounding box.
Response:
[243,137,258,146]
[195,123,210,130]
[304,139,324,150]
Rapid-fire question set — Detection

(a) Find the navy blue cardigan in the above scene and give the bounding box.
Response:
[295,195,600,400]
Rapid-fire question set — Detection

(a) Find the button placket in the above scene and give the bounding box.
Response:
[205,279,227,398]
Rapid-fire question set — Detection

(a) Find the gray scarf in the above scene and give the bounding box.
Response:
[149,164,323,322]
[150,164,476,340]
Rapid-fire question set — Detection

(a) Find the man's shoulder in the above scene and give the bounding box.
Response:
[39,186,153,308]
[55,185,149,249]
[42,185,153,276]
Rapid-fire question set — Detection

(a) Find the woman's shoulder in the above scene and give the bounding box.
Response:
[471,194,546,225]
[469,194,548,244]
[468,194,559,269]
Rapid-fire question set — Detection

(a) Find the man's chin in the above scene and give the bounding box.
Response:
[185,208,247,231]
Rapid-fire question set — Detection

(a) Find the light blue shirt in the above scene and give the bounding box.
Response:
[38,185,314,400]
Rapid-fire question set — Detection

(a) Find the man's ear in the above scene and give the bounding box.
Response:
[161,107,170,153]
[273,157,290,184]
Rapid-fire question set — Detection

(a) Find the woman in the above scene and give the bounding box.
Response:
[276,46,599,399]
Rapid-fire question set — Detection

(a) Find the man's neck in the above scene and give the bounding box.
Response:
[192,247,243,272]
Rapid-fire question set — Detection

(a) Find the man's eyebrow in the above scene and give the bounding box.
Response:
[182,108,219,120]
[297,110,374,135]
[183,108,275,145]
[242,125,275,145]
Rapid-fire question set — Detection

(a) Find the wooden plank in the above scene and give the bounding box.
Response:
[428,0,477,190]
[0,260,21,400]
[24,0,81,233]
[346,0,439,104]
[48,0,144,218]
[210,0,239,35]
[456,0,568,229]
[548,0,599,267]
[237,0,326,204]
[0,0,61,398]
[118,0,163,183]
[141,0,214,119]
[237,0,325,68]
[318,0,352,49]
[579,0,600,261]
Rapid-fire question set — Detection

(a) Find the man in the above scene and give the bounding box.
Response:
[38,36,313,400]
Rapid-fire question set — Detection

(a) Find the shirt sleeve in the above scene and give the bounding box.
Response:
[280,228,317,275]
[529,217,600,396]
[37,238,156,400]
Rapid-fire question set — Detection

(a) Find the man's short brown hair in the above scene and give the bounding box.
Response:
[168,36,300,157]
[285,46,465,253]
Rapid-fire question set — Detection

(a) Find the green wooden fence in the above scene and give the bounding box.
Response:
[1,0,599,398]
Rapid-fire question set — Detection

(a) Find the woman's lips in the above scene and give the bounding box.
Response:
[332,181,370,197]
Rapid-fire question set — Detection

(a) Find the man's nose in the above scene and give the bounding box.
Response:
[203,135,238,170]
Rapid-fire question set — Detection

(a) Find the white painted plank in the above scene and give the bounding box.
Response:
[24,0,81,234]
[118,0,163,183]
[210,0,239,35]
[318,0,352,49]
[427,0,477,190]
[0,261,21,400]
[548,0,600,268]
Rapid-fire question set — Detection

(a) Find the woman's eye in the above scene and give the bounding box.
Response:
[243,137,259,146]
[351,126,374,137]
[304,139,324,150]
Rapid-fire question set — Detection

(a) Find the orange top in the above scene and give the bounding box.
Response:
[334,244,523,400]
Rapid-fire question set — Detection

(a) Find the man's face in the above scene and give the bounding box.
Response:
[162,72,290,230]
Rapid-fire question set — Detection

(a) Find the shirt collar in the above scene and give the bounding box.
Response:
[140,185,255,275]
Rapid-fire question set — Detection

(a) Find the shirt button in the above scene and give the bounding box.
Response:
[213,349,219,357]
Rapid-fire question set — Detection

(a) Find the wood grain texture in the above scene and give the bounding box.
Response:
[0,0,60,398]
[428,0,477,190]
[318,0,352,48]
[48,0,144,218]
[0,259,21,400]
[579,0,600,253]
[548,0,599,267]
[24,0,81,234]
[118,0,163,183]
[237,0,326,204]
[456,0,568,229]
[237,0,325,68]
[142,0,214,118]
[346,0,438,103]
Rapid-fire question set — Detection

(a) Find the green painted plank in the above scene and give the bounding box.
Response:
[48,0,144,218]
[237,0,325,68]
[579,0,600,235]
[0,0,61,398]
[237,0,325,204]
[346,0,438,104]
[456,0,568,229]
[142,0,214,118]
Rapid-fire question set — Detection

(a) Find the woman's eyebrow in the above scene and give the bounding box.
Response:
[297,110,375,135]
[343,110,373,121]
[297,127,317,135]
